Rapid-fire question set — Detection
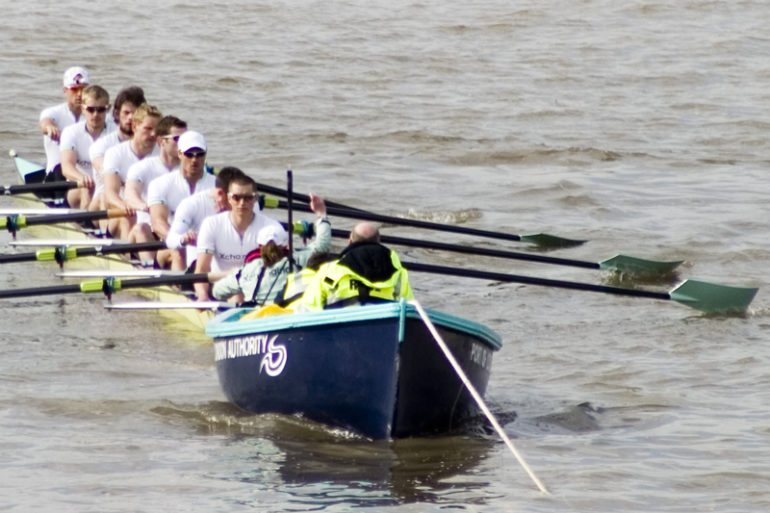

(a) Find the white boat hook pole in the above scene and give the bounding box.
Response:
[410,300,550,495]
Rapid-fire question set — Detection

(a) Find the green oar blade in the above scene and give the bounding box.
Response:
[518,233,586,249]
[669,280,758,314]
[599,255,683,275]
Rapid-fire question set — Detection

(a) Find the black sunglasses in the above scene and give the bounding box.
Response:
[84,106,109,113]
[183,150,207,159]
[228,193,257,202]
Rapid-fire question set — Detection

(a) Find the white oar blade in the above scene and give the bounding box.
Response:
[105,301,229,310]
[58,270,185,278]
[0,208,85,215]
[10,239,126,247]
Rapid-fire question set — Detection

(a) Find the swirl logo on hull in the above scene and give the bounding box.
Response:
[260,335,287,377]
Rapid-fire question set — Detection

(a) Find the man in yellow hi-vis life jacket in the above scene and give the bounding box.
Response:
[276,251,337,310]
[300,222,414,311]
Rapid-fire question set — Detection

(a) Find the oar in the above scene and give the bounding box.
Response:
[0,273,211,300]
[105,301,228,310]
[0,240,166,266]
[258,191,584,249]
[0,208,85,215]
[0,180,82,196]
[1,209,128,237]
[316,226,681,275]
[57,269,183,278]
[255,181,368,213]
[402,261,757,314]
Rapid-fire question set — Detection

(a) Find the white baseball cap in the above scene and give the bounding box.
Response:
[63,66,90,88]
[257,225,289,247]
[177,130,207,153]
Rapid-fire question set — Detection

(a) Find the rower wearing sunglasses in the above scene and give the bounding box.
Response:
[146,130,217,268]
[59,85,114,210]
[193,174,284,302]
[164,166,250,272]
[211,193,331,306]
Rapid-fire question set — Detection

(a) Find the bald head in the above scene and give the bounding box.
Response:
[350,222,380,244]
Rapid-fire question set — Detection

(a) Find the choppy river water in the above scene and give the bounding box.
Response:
[1,1,769,511]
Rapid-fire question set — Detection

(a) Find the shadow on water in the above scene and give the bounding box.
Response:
[152,401,498,506]
[511,401,679,436]
[151,399,677,507]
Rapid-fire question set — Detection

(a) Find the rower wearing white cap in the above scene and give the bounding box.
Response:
[211,195,331,304]
[39,66,91,175]
[193,173,284,301]
[125,116,188,214]
[147,130,216,267]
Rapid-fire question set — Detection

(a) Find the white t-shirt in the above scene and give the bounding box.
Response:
[167,190,263,266]
[126,156,176,226]
[39,103,80,172]
[127,157,175,194]
[59,121,110,193]
[103,140,159,184]
[89,129,121,163]
[197,211,283,273]
[146,170,216,215]
[166,190,219,265]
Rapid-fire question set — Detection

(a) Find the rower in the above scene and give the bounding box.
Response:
[299,222,414,311]
[193,174,284,301]
[88,86,146,212]
[164,166,247,271]
[39,66,90,178]
[146,130,216,268]
[59,85,112,210]
[124,116,188,267]
[211,193,331,305]
[102,103,161,243]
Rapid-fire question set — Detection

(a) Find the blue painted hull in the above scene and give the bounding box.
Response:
[206,301,501,439]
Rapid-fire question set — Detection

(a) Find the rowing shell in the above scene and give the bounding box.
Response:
[7,154,213,330]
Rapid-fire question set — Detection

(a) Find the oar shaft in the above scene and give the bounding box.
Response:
[0,241,167,265]
[115,273,210,290]
[0,253,39,264]
[325,228,600,270]
[23,208,126,227]
[255,181,367,212]
[277,200,527,242]
[0,283,84,299]
[403,261,671,301]
[0,181,80,195]
[259,186,584,248]
[0,273,211,300]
